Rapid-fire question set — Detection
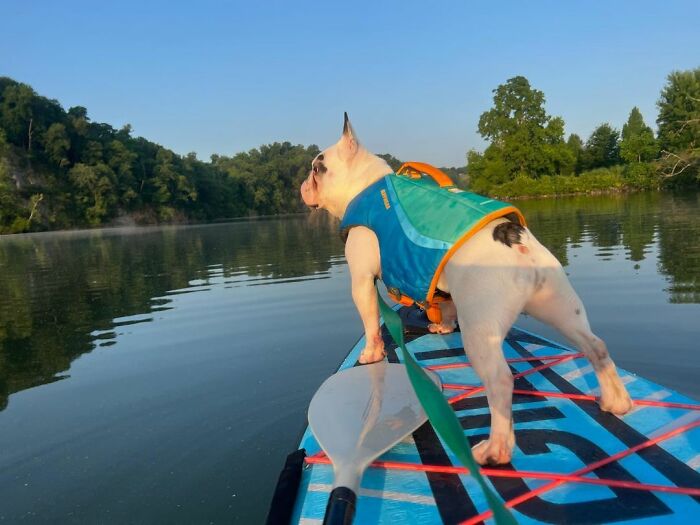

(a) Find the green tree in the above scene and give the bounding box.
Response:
[467,148,510,191]
[1,77,324,230]
[620,107,658,163]
[580,123,620,170]
[107,140,138,205]
[0,83,35,150]
[82,140,104,165]
[566,133,584,174]
[214,142,319,215]
[468,76,572,191]
[69,163,117,225]
[656,68,700,182]
[0,129,22,232]
[67,106,89,139]
[478,76,547,143]
[0,127,8,157]
[151,149,197,219]
[44,123,71,167]
[543,116,576,176]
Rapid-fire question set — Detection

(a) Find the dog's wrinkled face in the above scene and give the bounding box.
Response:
[299,152,329,209]
[300,113,359,215]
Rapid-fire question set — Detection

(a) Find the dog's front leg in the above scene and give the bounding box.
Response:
[345,227,385,364]
[351,273,386,364]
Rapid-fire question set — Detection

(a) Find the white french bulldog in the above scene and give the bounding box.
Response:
[301,114,633,466]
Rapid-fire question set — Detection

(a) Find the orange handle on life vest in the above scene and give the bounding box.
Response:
[397,162,454,188]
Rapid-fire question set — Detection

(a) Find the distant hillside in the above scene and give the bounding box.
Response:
[0,78,318,233]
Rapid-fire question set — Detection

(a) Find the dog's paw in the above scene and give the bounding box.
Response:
[471,435,514,466]
[358,346,386,365]
[428,322,456,335]
[599,391,633,415]
[599,370,634,415]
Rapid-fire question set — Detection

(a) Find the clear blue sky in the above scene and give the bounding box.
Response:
[2,1,699,167]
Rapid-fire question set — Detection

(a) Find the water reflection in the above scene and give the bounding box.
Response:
[518,191,700,303]
[0,192,698,414]
[0,213,344,412]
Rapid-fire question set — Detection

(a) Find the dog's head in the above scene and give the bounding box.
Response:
[300,113,390,218]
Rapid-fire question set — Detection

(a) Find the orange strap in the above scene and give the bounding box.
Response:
[387,290,416,308]
[397,162,454,188]
[388,289,445,324]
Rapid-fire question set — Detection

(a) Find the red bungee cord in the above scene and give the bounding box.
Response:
[305,348,700,522]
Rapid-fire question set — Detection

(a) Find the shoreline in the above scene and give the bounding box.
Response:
[0,211,308,239]
[500,187,648,201]
[3,187,697,238]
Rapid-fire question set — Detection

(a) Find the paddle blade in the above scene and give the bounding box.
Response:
[308,362,439,493]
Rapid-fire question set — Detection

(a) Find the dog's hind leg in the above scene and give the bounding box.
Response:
[523,259,633,415]
[462,329,516,466]
[445,264,526,466]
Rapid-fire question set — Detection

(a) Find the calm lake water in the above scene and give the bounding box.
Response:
[1,191,699,524]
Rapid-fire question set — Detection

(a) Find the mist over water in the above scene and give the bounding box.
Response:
[0,191,699,523]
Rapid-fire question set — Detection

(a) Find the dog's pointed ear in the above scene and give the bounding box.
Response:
[338,112,358,161]
[342,112,355,138]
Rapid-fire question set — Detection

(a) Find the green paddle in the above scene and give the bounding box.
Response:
[308,361,441,525]
[377,289,517,525]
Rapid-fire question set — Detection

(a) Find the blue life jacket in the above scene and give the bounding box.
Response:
[340,173,524,319]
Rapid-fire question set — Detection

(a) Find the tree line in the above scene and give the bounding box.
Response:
[1,67,699,233]
[0,76,324,233]
[468,68,700,197]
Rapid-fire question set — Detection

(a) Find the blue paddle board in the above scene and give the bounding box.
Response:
[270,305,700,524]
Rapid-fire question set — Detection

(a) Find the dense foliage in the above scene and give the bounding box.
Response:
[0,77,319,234]
[467,76,576,192]
[467,68,700,197]
[1,68,699,233]
[656,69,700,186]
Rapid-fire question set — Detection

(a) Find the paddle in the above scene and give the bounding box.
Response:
[376,290,517,525]
[308,361,441,525]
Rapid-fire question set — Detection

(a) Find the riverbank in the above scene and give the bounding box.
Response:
[0,157,689,237]
[480,165,662,199]
[0,211,315,238]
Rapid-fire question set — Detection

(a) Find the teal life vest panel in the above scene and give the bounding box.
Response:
[340,173,524,310]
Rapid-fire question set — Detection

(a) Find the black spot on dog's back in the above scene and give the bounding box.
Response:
[493,221,525,247]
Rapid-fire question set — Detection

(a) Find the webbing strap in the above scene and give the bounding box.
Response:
[376,289,517,525]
